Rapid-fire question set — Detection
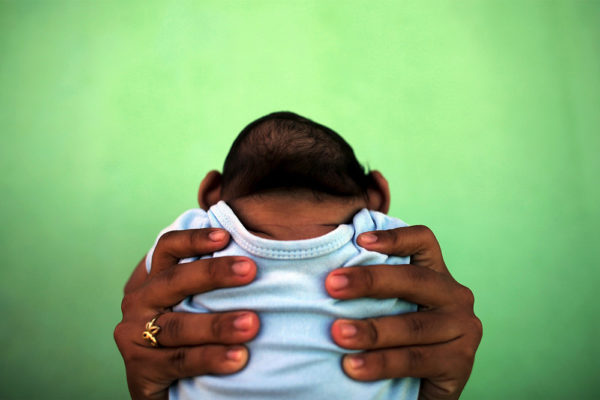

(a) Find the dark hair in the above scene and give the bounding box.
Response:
[221,111,375,199]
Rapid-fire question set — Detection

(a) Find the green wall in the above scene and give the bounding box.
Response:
[1,1,598,398]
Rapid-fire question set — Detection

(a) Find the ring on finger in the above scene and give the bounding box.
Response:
[142,315,162,347]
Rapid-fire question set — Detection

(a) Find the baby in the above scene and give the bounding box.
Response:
[146,112,420,399]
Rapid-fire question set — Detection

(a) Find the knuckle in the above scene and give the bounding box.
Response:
[206,258,222,283]
[158,230,176,248]
[170,348,188,375]
[161,315,182,342]
[160,263,179,285]
[407,316,425,340]
[140,386,158,399]
[120,293,137,315]
[440,380,462,396]
[113,322,127,347]
[189,229,205,249]
[358,267,376,294]
[403,265,426,284]
[407,347,424,371]
[211,314,225,340]
[363,318,379,346]
[472,315,483,338]
[414,225,434,240]
[459,285,475,306]
[388,228,405,249]
[413,225,439,252]
[378,228,394,244]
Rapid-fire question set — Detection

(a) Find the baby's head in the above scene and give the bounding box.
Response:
[198,111,390,213]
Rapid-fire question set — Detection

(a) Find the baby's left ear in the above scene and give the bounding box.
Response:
[366,170,390,213]
[198,170,223,210]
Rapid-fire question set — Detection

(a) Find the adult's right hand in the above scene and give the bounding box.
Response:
[114,229,260,400]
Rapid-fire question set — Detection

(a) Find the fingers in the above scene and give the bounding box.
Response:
[331,311,462,350]
[125,344,250,399]
[341,342,471,383]
[334,311,483,399]
[357,225,448,274]
[325,264,459,307]
[151,228,231,275]
[152,311,260,347]
[137,256,256,309]
[343,225,481,399]
[115,311,256,399]
[117,227,259,399]
[342,346,438,381]
[161,345,250,379]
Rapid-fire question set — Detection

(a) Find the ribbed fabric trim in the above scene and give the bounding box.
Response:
[209,201,354,260]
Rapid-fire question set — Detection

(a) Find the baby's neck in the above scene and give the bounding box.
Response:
[226,192,367,240]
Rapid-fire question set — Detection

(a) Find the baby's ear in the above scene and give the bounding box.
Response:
[198,170,223,210]
[366,170,390,213]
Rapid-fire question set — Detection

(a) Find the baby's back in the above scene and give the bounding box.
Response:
[147,201,420,400]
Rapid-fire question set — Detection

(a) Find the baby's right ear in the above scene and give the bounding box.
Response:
[366,170,391,214]
[198,170,223,210]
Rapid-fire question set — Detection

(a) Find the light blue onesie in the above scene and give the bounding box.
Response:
[146,201,420,400]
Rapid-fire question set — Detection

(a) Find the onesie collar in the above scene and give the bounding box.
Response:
[209,201,355,260]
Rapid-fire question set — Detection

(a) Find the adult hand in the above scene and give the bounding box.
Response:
[114,229,260,400]
[326,226,482,400]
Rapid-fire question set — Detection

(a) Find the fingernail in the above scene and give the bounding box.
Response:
[360,233,378,244]
[232,261,251,276]
[339,322,357,338]
[233,313,253,330]
[209,230,227,241]
[347,355,365,369]
[226,347,245,361]
[329,274,349,290]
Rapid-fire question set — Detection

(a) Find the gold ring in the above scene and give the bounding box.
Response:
[142,316,161,347]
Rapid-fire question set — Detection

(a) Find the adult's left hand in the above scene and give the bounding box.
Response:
[325,225,482,400]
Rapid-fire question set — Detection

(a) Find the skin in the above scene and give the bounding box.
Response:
[328,226,483,399]
[114,170,482,399]
[114,229,260,400]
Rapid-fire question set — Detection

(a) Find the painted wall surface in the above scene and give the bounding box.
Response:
[1,1,598,399]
